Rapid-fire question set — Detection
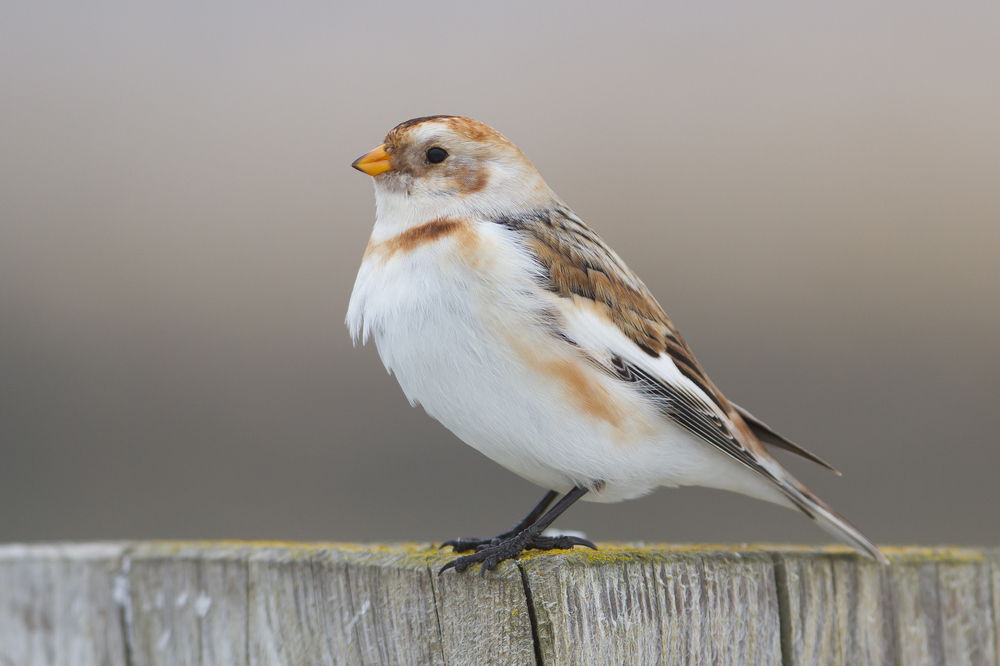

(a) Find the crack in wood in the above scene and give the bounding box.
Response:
[771,553,794,666]
[518,561,545,666]
[2,543,998,665]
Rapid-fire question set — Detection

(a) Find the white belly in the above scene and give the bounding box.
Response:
[346,227,785,505]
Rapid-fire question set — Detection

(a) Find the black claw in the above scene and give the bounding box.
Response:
[438,487,594,576]
[439,532,598,576]
[544,535,597,551]
[438,557,472,576]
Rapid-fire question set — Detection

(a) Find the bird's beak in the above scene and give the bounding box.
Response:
[351,144,394,177]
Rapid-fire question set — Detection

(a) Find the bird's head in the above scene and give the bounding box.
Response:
[352,116,556,221]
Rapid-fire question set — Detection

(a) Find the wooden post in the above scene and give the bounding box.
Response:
[1,542,997,665]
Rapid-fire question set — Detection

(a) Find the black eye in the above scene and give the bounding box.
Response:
[426,147,448,163]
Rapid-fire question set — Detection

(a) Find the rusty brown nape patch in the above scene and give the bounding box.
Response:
[364,217,477,263]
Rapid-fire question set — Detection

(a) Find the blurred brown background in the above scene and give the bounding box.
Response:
[1,1,997,547]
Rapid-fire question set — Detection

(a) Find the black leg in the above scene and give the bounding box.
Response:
[440,489,560,553]
[439,486,596,576]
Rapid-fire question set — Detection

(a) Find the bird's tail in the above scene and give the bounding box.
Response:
[778,477,889,565]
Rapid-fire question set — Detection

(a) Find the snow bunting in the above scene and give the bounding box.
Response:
[347,115,887,573]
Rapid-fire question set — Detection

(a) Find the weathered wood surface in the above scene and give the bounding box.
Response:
[1,543,997,665]
[0,543,129,666]
[521,548,781,664]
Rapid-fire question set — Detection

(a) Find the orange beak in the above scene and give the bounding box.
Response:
[351,144,393,176]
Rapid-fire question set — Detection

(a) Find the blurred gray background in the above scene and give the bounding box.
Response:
[1,1,997,547]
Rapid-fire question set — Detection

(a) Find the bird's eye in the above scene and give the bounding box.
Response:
[426,147,448,164]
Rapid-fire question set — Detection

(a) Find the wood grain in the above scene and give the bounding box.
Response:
[992,548,1000,666]
[1,542,997,665]
[245,543,534,666]
[125,541,251,666]
[773,547,895,665]
[520,546,781,665]
[0,543,129,666]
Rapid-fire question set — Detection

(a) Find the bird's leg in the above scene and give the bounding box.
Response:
[440,489,559,553]
[439,486,596,576]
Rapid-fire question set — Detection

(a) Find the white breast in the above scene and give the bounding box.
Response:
[347,218,781,504]
[349,222,570,483]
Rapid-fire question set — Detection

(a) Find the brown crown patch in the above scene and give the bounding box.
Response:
[384,115,507,149]
[385,115,455,142]
[440,116,502,143]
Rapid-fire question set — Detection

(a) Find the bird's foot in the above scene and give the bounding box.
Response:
[439,531,596,576]
[439,536,501,553]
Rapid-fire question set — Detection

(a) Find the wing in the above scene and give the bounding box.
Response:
[732,403,840,475]
[496,205,782,464]
[494,206,886,563]
[495,205,732,414]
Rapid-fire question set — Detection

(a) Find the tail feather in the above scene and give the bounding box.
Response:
[779,479,889,565]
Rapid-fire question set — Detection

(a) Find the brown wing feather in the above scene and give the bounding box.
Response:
[732,403,841,475]
[493,207,885,563]
[497,206,733,416]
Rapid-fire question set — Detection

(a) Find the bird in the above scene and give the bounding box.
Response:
[347,115,887,574]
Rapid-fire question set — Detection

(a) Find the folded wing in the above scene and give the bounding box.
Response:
[494,206,887,563]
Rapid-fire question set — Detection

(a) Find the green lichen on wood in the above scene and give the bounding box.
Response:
[2,542,998,665]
